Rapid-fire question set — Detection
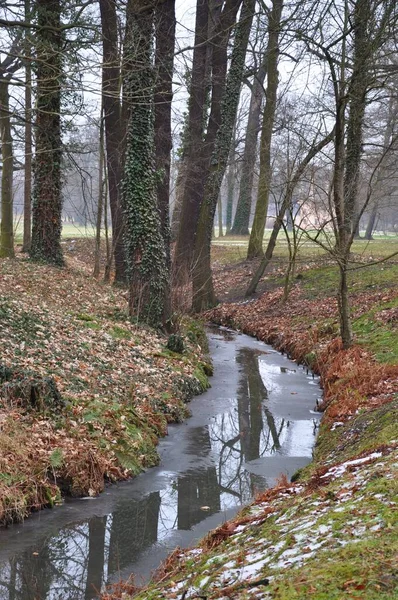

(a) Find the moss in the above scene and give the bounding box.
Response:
[166,333,185,353]
[193,365,211,391]
[109,325,132,340]
[76,313,94,322]
[304,351,317,368]
[182,317,209,353]
[270,535,398,599]
[353,297,398,363]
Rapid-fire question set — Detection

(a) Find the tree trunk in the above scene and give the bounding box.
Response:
[30,0,63,265]
[93,113,105,279]
[192,0,256,312]
[22,0,32,253]
[364,98,395,241]
[343,0,371,240]
[173,0,242,283]
[364,203,378,240]
[154,0,176,266]
[338,262,352,349]
[231,60,266,235]
[0,80,14,258]
[103,165,111,283]
[225,139,236,233]
[247,0,283,259]
[99,0,127,284]
[217,194,223,236]
[172,0,210,283]
[122,0,170,328]
[170,157,185,241]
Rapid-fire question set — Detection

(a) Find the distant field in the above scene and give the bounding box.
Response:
[14,223,99,242]
[13,223,398,263]
[212,230,398,264]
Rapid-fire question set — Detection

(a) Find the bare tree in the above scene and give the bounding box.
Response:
[99,0,126,283]
[173,0,242,284]
[192,0,256,311]
[0,36,20,258]
[230,47,267,235]
[247,0,284,259]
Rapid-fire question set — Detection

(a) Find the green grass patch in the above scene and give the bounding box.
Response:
[313,399,398,468]
[109,325,132,340]
[353,297,398,363]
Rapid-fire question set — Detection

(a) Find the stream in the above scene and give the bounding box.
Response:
[0,327,322,600]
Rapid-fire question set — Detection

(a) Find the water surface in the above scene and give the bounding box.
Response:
[0,327,321,599]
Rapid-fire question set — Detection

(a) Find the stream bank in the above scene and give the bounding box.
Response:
[110,289,398,600]
[0,327,322,598]
[0,257,211,526]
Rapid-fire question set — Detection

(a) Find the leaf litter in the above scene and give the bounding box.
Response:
[0,254,209,524]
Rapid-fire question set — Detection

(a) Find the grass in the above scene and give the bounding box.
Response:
[14,223,98,243]
[129,439,398,600]
[353,297,398,363]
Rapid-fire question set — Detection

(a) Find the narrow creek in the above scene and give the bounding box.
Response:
[0,327,322,599]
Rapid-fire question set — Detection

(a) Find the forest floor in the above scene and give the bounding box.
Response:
[101,234,398,600]
[0,246,211,525]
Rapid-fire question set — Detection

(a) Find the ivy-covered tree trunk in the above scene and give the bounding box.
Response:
[99,0,127,284]
[0,79,15,258]
[154,0,176,264]
[231,59,266,236]
[30,0,63,265]
[343,0,371,239]
[247,0,283,259]
[192,0,256,312]
[122,0,170,329]
[225,135,237,233]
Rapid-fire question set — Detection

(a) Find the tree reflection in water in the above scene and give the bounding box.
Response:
[0,346,315,599]
[210,348,285,503]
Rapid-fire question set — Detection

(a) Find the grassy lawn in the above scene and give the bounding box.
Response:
[14,223,98,243]
[212,231,398,265]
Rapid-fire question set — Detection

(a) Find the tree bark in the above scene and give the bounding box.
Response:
[172,0,210,282]
[154,0,176,266]
[247,0,283,259]
[170,157,185,241]
[0,80,15,258]
[343,0,371,240]
[364,204,377,240]
[173,0,242,283]
[22,0,32,253]
[30,0,63,265]
[225,134,237,233]
[338,262,352,349]
[231,59,266,235]
[122,0,171,328]
[99,0,127,284]
[217,194,223,236]
[192,0,256,312]
[93,112,105,279]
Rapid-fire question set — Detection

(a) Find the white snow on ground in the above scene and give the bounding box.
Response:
[144,446,397,599]
[320,451,383,480]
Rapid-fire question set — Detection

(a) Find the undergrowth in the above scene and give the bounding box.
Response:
[0,258,211,525]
